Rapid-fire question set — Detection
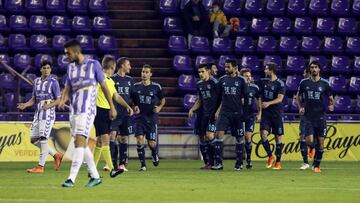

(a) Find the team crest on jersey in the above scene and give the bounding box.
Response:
[207,84,211,89]
[306,86,310,90]
[128,81,131,86]
[319,87,323,91]
[150,91,154,96]
[137,91,141,94]
[222,82,226,85]
[235,82,239,86]
[271,86,275,90]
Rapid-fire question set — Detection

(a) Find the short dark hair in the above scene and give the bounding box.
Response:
[305,67,311,74]
[198,63,209,70]
[64,39,81,49]
[143,64,152,72]
[207,62,215,69]
[309,61,321,69]
[265,63,278,74]
[239,68,251,76]
[117,57,129,69]
[225,59,237,67]
[40,60,52,68]
[212,2,220,6]
[102,55,116,70]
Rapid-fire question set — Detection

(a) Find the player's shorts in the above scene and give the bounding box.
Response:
[194,112,202,136]
[94,107,111,136]
[244,116,256,133]
[197,113,216,136]
[134,119,157,141]
[304,116,327,137]
[70,112,96,138]
[216,112,244,137]
[110,116,134,136]
[299,115,306,136]
[30,118,55,139]
[260,111,284,136]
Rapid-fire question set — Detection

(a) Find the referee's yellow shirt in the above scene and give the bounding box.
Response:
[96,73,117,109]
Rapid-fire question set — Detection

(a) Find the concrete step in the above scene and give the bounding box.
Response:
[118,48,169,58]
[130,58,173,67]
[113,29,164,38]
[159,116,188,126]
[162,107,185,112]
[109,10,160,20]
[111,20,162,29]
[108,1,154,10]
[117,38,167,48]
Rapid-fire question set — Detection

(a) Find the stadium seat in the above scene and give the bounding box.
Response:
[195,55,214,69]
[0,54,10,72]
[287,0,307,16]
[56,113,69,121]
[159,0,179,15]
[190,36,210,54]
[301,36,321,54]
[244,0,264,15]
[173,55,193,73]
[331,56,350,75]
[4,92,15,111]
[352,0,360,16]
[183,94,198,111]
[235,36,255,54]
[349,77,360,95]
[250,17,270,34]
[279,36,299,54]
[9,34,30,53]
[212,38,232,55]
[264,55,282,70]
[354,56,360,75]
[329,76,347,94]
[266,0,285,16]
[257,36,276,53]
[34,54,53,70]
[346,37,360,54]
[46,0,66,15]
[93,16,112,34]
[0,15,9,33]
[289,96,299,113]
[331,0,350,16]
[201,0,213,11]
[223,0,242,16]
[218,55,236,72]
[241,55,260,73]
[294,17,313,34]
[89,0,108,15]
[76,35,96,54]
[5,0,26,14]
[286,75,302,94]
[20,73,36,92]
[235,18,250,35]
[56,54,70,73]
[0,0,5,14]
[338,18,357,36]
[356,98,360,113]
[25,0,45,14]
[272,17,292,35]
[67,0,88,15]
[51,16,71,34]
[168,35,188,54]
[316,18,335,35]
[163,17,183,35]
[0,34,8,53]
[282,96,290,112]
[97,35,117,54]
[14,53,32,72]
[180,0,189,10]
[324,37,343,54]
[72,16,91,34]
[286,55,305,74]
[29,15,50,33]
[52,35,70,53]
[0,73,16,92]
[309,55,329,73]
[334,95,352,113]
[30,34,51,53]
[178,74,197,93]
[9,15,29,33]
[309,0,328,16]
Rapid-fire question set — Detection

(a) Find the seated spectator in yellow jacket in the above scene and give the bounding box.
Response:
[209,2,230,38]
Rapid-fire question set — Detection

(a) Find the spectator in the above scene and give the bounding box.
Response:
[209,2,230,38]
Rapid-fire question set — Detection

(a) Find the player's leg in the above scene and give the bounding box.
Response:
[109,119,121,170]
[100,134,114,171]
[146,123,159,167]
[244,117,255,169]
[93,119,103,167]
[260,114,274,168]
[134,120,147,170]
[273,116,284,170]
[233,119,245,171]
[212,113,229,170]
[205,121,216,168]
[313,119,327,173]
[117,117,132,170]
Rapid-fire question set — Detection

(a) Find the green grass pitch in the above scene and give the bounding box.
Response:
[0,160,359,203]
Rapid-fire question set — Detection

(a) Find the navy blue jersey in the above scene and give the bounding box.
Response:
[298,78,332,119]
[111,74,134,116]
[196,77,219,116]
[244,82,260,118]
[218,75,247,114]
[131,81,164,122]
[257,78,285,115]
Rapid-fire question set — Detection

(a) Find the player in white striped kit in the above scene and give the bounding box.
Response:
[17,60,63,173]
[59,39,117,187]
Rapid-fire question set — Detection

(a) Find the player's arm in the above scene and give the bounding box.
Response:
[215,102,222,120]
[154,98,166,113]
[328,95,335,112]
[263,93,284,108]
[100,81,117,119]
[113,94,134,116]
[188,95,201,118]
[59,85,70,110]
[17,96,35,110]
[41,97,61,110]
[256,97,262,122]
[296,81,305,115]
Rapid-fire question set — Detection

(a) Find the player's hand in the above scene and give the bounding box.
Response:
[255,113,261,122]
[328,104,334,112]
[17,103,27,110]
[41,104,51,110]
[134,106,140,114]
[153,106,161,113]
[127,107,134,116]
[188,109,194,118]
[299,107,305,115]
[110,107,117,120]
[262,102,270,109]
[58,101,66,110]
[192,16,200,21]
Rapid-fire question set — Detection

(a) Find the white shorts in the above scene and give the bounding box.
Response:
[30,118,55,139]
[70,113,95,138]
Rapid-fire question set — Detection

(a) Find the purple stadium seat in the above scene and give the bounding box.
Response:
[0,73,16,92]
[51,16,71,34]
[24,92,35,111]
[21,73,36,92]
[163,17,183,35]
[14,53,32,72]
[264,55,282,69]
[212,38,232,55]
[309,0,328,16]
[5,0,26,14]
[173,55,192,73]
[282,96,289,112]
[341,115,359,120]
[0,0,5,14]
[349,77,360,94]
[0,15,9,33]
[178,74,197,93]
[168,35,188,54]
[279,36,299,54]
[352,0,360,16]
[331,0,350,16]
[56,113,69,121]
[223,0,242,16]
[316,18,335,35]
[9,34,30,53]
[56,54,70,73]
[0,34,8,53]
[76,35,96,54]
[287,0,307,16]
[266,0,285,16]
[301,36,321,54]
[356,98,360,113]
[18,113,31,121]
[9,15,29,33]
[34,54,53,69]
[190,36,210,54]
[250,17,270,34]
[29,15,50,33]
[324,37,343,54]
[286,55,305,74]
[89,0,108,15]
[289,96,299,113]
[25,0,45,14]
[30,34,51,53]
[241,55,260,73]
[195,55,214,69]
[354,56,360,75]
[244,0,264,15]
[72,16,91,33]
[272,17,292,34]
[309,55,329,73]
[0,54,10,72]
[235,36,255,54]
[46,0,66,14]
[294,17,313,34]
[159,0,179,15]
[180,0,189,10]
[183,94,198,111]
[331,56,350,75]
[52,35,70,53]
[67,0,88,15]
[4,93,15,111]
[97,35,117,54]
[202,0,214,11]
[257,36,276,53]
[286,75,302,93]
[338,18,357,36]
[346,37,360,54]
[93,16,112,34]
[334,95,352,113]
[329,76,347,94]
[219,55,236,72]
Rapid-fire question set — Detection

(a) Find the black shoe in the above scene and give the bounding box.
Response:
[109,169,124,178]
[152,154,160,167]
[246,164,253,169]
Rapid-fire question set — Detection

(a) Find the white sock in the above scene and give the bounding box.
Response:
[32,140,41,148]
[68,147,85,183]
[48,147,57,157]
[32,139,56,156]
[39,140,49,166]
[84,146,100,179]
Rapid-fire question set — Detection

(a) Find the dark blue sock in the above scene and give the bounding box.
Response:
[149,145,157,159]
[275,142,283,162]
[262,139,272,157]
[214,139,223,165]
[137,144,146,167]
[199,141,209,165]
[245,141,252,165]
[314,149,324,168]
[110,141,118,169]
[118,142,128,165]
[207,140,215,166]
[300,140,308,164]
[235,142,244,167]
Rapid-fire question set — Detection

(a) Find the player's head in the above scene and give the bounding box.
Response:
[40,60,52,78]
[102,55,116,74]
[64,39,82,63]
[117,57,131,74]
[198,63,210,81]
[207,62,218,77]
[225,59,238,75]
[239,68,252,83]
[303,66,311,78]
[309,61,321,77]
[141,64,152,81]
[192,0,200,4]
[264,63,278,77]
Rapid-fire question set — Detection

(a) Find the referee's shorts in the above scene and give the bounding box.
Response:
[94,106,111,136]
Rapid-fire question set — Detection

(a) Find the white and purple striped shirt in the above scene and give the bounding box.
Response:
[64,57,105,115]
[32,76,61,120]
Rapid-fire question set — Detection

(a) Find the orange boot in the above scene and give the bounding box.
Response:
[27,165,44,173]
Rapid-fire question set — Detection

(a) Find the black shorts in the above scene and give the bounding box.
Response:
[198,114,216,136]
[260,111,284,136]
[94,107,111,136]
[299,116,306,136]
[304,117,327,137]
[194,112,202,136]
[244,116,255,133]
[216,112,244,137]
[110,116,134,136]
[134,119,157,140]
